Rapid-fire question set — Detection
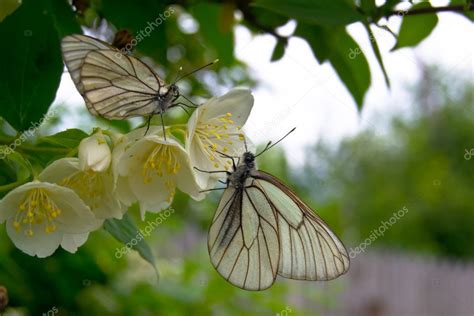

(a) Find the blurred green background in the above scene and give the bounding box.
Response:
[0,0,473,315]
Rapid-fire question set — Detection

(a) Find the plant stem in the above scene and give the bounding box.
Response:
[388,4,473,17]
[0,177,30,192]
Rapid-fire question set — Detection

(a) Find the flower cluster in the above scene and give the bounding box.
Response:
[0,88,254,257]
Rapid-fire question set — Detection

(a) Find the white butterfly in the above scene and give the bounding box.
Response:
[205,129,350,290]
[61,34,181,121]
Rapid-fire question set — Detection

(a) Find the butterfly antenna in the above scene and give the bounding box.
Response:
[255,127,296,157]
[173,59,219,84]
[172,66,183,84]
[243,134,249,152]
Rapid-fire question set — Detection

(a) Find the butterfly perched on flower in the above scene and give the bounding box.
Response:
[203,129,350,290]
[61,34,216,135]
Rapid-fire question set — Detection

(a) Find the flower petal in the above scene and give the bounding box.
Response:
[200,87,254,126]
[6,219,62,258]
[61,232,90,253]
[79,131,112,172]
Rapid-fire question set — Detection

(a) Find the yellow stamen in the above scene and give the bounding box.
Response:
[142,144,181,183]
[13,188,62,237]
[61,170,105,212]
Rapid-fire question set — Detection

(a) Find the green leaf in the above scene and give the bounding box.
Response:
[271,40,286,62]
[295,23,371,110]
[253,0,362,26]
[49,0,82,37]
[104,213,159,278]
[360,0,376,16]
[190,3,234,66]
[363,22,390,87]
[2,151,32,182]
[39,129,89,148]
[392,2,439,50]
[249,7,289,29]
[100,0,169,65]
[0,0,63,132]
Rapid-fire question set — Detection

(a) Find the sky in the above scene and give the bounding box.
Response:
[52,1,474,165]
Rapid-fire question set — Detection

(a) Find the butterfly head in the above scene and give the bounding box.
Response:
[168,84,180,99]
[243,151,255,167]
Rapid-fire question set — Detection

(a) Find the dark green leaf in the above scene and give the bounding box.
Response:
[294,25,329,62]
[363,22,390,87]
[39,129,89,148]
[104,213,158,278]
[2,151,32,182]
[271,40,286,62]
[190,3,234,66]
[360,0,376,16]
[392,2,439,50]
[49,0,81,37]
[253,0,362,26]
[295,23,371,109]
[100,0,169,65]
[381,0,401,16]
[249,7,289,29]
[0,0,63,132]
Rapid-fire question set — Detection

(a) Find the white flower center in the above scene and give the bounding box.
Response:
[61,170,105,210]
[142,145,181,180]
[142,144,179,203]
[13,189,62,236]
[196,112,244,170]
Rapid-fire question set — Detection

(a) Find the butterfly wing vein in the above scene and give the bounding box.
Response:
[208,172,350,290]
[61,34,167,119]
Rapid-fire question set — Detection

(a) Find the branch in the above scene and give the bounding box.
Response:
[388,3,474,17]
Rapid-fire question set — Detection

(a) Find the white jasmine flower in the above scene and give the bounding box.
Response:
[0,181,96,258]
[39,158,126,220]
[186,88,254,188]
[116,127,202,219]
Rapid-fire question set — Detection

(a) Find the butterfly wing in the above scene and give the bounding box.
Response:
[79,49,165,118]
[61,34,167,119]
[208,182,280,291]
[252,170,350,281]
[61,34,115,115]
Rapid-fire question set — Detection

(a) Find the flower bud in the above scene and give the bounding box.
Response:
[79,131,111,172]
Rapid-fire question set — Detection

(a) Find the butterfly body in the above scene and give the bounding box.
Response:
[227,152,256,189]
[154,84,180,115]
[208,150,350,291]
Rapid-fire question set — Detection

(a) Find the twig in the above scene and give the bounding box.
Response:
[387,4,473,17]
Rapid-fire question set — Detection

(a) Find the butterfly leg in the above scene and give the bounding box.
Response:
[144,116,152,136]
[180,95,199,108]
[173,102,191,117]
[194,167,230,175]
[159,112,167,141]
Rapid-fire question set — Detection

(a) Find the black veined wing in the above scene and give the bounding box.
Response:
[61,34,113,115]
[207,151,349,291]
[61,34,178,120]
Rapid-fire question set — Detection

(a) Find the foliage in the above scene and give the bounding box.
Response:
[0,0,472,314]
[299,68,474,259]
